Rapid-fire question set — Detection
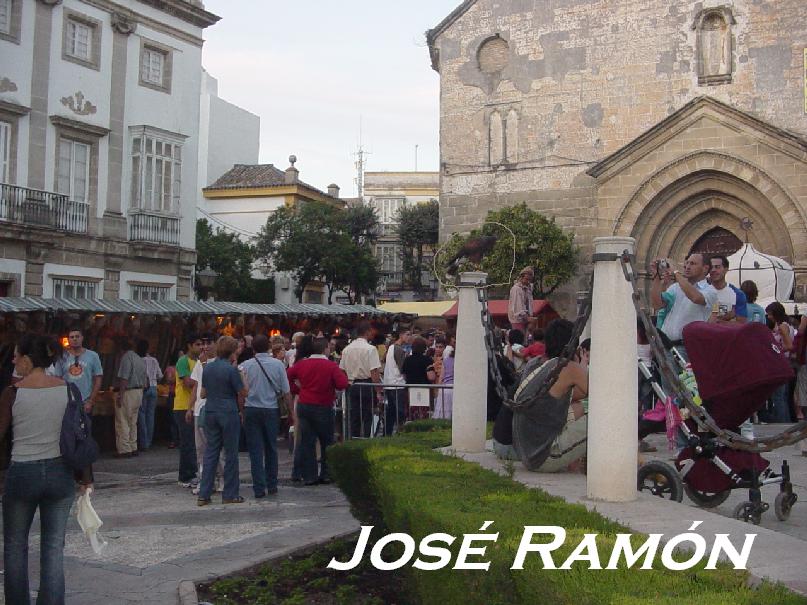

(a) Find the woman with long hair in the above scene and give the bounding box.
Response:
[0,334,92,604]
[765,302,795,423]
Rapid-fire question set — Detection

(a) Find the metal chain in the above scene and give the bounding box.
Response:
[618,251,807,453]
[479,273,594,411]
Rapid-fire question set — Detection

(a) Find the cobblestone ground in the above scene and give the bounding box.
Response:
[0,439,359,605]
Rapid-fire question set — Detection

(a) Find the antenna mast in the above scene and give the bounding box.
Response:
[353,117,370,203]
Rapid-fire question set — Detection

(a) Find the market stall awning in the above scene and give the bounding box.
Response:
[0,297,392,317]
[377,301,456,317]
[442,299,556,319]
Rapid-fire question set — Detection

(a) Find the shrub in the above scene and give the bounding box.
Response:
[329,429,805,605]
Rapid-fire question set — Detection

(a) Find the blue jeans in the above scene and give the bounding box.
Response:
[767,384,791,423]
[3,458,75,605]
[244,407,279,496]
[138,386,157,449]
[297,403,334,483]
[200,410,240,500]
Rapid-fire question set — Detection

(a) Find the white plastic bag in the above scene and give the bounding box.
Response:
[75,488,107,555]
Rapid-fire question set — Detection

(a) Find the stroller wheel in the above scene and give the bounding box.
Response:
[638,461,683,502]
[774,492,795,521]
[684,485,731,508]
[732,501,761,525]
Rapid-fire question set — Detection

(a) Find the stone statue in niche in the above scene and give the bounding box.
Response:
[694,8,734,85]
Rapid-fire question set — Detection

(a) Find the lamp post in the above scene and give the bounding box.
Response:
[196,266,218,301]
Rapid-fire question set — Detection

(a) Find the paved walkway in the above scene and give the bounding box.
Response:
[0,443,359,605]
[453,428,807,597]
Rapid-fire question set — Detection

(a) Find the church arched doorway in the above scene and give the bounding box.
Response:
[689,226,743,258]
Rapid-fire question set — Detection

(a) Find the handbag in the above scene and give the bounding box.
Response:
[254,358,290,417]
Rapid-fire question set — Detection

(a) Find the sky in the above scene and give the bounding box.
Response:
[201,1,460,196]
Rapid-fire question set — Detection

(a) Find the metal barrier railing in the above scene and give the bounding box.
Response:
[337,382,455,440]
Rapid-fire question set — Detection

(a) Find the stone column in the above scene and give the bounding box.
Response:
[451,271,489,453]
[587,237,637,502]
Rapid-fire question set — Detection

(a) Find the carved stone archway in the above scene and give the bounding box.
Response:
[613,151,804,267]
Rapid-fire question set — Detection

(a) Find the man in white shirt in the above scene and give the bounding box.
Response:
[340,322,382,438]
[383,330,410,436]
[651,252,718,357]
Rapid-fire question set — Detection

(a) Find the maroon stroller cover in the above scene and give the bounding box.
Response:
[676,322,791,493]
[682,321,793,429]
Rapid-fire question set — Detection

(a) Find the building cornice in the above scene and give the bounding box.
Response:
[50,114,110,137]
[203,185,345,207]
[0,100,31,116]
[79,0,214,47]
[425,0,479,72]
[135,0,220,28]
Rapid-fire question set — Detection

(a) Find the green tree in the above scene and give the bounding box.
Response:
[396,199,439,295]
[195,219,259,302]
[254,201,379,303]
[434,203,579,298]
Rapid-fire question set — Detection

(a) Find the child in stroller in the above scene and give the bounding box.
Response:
[638,320,799,524]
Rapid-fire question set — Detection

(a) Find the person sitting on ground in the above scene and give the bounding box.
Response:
[521,328,546,361]
[505,329,527,373]
[493,319,588,473]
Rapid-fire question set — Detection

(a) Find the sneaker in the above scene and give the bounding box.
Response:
[178,481,192,488]
[215,479,224,493]
[191,486,200,495]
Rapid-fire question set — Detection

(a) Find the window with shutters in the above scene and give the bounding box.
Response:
[62,11,101,69]
[0,0,21,43]
[56,139,91,203]
[52,278,99,299]
[139,40,172,93]
[0,121,10,183]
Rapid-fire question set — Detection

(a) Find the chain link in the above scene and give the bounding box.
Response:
[618,251,807,453]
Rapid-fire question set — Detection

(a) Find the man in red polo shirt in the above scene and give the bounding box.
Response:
[287,338,349,485]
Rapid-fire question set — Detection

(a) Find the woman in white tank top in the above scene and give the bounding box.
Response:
[0,334,92,605]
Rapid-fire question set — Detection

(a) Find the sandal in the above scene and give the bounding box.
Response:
[197,498,212,507]
[222,496,245,504]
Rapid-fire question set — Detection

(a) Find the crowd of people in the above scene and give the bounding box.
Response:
[493,256,807,472]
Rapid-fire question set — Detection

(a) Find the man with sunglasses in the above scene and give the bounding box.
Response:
[55,326,103,414]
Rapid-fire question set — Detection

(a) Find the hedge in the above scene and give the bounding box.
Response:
[329,420,805,605]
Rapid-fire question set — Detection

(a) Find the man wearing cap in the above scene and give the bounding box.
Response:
[508,267,534,333]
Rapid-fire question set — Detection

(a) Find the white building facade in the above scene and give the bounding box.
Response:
[364,171,439,302]
[0,0,219,300]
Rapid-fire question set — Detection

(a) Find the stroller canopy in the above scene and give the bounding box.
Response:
[683,321,793,428]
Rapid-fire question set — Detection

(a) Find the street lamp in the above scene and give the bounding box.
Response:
[196,266,218,301]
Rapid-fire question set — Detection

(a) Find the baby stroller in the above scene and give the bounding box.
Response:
[640,321,797,524]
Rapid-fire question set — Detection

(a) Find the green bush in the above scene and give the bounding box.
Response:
[329,429,805,605]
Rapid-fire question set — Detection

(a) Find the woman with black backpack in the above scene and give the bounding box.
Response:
[0,334,93,605]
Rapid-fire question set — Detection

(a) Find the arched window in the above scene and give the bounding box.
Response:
[489,110,504,165]
[693,8,734,85]
[505,109,519,163]
[477,35,509,74]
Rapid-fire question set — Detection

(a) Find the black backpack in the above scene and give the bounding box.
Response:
[60,383,99,470]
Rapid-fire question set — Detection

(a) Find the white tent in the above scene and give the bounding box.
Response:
[726,243,795,303]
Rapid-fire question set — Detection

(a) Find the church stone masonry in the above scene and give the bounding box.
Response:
[428,0,807,312]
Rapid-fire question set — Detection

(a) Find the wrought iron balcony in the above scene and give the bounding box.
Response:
[0,183,88,233]
[128,209,180,246]
[378,271,405,291]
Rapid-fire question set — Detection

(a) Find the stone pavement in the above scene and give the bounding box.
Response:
[452,428,807,597]
[0,442,359,605]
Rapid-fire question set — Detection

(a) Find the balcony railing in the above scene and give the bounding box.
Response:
[128,209,180,246]
[378,271,405,291]
[0,183,88,233]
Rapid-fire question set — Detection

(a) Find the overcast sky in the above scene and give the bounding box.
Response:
[201,1,460,196]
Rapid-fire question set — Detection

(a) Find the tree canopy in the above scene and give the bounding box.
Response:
[254,201,379,303]
[195,219,262,302]
[434,203,579,298]
[396,199,439,296]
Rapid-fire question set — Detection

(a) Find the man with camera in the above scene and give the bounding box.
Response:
[650,253,719,358]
